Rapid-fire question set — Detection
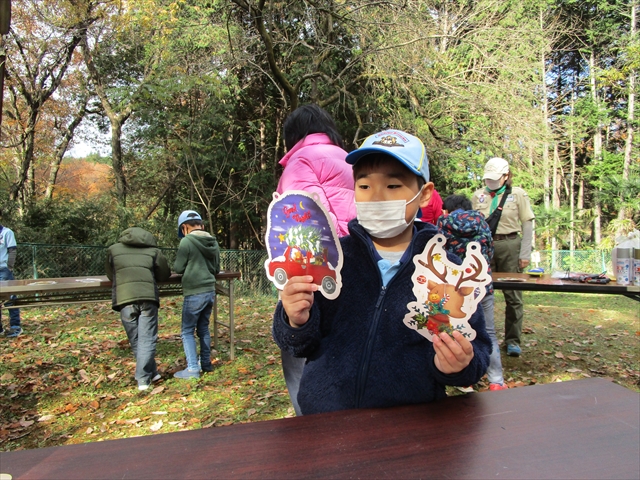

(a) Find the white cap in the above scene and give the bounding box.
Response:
[483,157,510,180]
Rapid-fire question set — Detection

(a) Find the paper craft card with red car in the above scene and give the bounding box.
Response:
[403,234,490,341]
[264,191,343,300]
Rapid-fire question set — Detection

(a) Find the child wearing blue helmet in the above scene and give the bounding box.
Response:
[173,210,220,379]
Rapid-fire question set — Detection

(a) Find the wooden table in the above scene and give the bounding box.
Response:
[492,272,640,301]
[0,378,637,479]
[0,271,242,359]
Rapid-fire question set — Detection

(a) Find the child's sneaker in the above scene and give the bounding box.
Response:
[489,383,508,391]
[506,344,521,357]
[5,326,22,338]
[138,373,162,391]
[174,369,200,379]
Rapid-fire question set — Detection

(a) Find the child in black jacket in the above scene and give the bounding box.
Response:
[272,130,491,415]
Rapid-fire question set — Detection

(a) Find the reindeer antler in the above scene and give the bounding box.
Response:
[418,242,448,283]
[454,253,487,291]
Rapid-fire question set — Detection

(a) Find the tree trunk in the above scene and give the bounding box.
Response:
[570,128,576,251]
[45,102,87,199]
[578,178,584,211]
[536,5,554,254]
[590,50,603,244]
[5,10,87,207]
[618,2,636,226]
[9,110,37,208]
[80,34,132,206]
[551,144,560,252]
[553,143,560,210]
[110,119,128,205]
[540,13,551,212]
[594,201,602,244]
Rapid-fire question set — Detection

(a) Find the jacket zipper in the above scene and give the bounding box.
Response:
[355,285,386,408]
[351,225,420,408]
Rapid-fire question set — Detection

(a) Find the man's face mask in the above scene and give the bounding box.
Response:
[356,188,422,239]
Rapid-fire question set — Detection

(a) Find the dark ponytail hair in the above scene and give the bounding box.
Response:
[284,104,344,151]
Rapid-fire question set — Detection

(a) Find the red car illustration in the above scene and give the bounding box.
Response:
[268,246,337,294]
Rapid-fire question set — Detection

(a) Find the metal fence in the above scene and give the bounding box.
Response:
[534,250,612,275]
[11,243,613,296]
[13,244,272,297]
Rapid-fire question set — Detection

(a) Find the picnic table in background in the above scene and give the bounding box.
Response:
[492,272,640,301]
[0,271,242,359]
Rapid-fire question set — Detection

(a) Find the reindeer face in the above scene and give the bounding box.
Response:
[427,280,474,318]
[428,290,442,303]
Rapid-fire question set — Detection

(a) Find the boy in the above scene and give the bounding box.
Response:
[273,130,491,415]
[106,227,171,390]
[173,210,220,379]
[0,223,22,337]
[437,194,507,391]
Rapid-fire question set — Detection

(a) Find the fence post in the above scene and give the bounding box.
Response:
[32,245,38,279]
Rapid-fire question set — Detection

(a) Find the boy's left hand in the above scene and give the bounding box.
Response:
[433,331,474,374]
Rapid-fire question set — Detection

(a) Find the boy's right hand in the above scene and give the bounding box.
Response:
[281,275,317,327]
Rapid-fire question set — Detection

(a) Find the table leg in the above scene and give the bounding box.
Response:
[213,296,219,350]
[623,293,640,302]
[229,278,234,360]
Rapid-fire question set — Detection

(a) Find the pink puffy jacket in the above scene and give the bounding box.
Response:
[277,133,356,237]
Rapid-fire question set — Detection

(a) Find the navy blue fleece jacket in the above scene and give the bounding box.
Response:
[272,220,491,415]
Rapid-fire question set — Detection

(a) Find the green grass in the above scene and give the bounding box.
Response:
[1,291,638,451]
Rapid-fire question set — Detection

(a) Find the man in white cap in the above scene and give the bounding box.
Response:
[472,157,535,357]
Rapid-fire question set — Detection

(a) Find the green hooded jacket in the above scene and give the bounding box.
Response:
[173,230,220,296]
[106,227,171,311]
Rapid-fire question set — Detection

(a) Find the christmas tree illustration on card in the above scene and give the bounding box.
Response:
[264,191,343,300]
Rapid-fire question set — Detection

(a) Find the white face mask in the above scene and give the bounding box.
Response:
[485,178,504,191]
[356,188,422,239]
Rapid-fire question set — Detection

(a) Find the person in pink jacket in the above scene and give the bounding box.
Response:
[276,104,356,415]
[276,104,356,237]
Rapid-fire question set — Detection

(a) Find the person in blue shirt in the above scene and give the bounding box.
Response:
[0,224,22,337]
[272,130,491,414]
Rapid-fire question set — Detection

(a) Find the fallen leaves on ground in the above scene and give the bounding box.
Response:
[1,292,638,451]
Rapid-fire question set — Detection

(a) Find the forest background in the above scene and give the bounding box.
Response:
[0,0,638,252]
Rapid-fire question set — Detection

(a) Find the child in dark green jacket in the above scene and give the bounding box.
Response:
[106,227,171,390]
[173,210,220,379]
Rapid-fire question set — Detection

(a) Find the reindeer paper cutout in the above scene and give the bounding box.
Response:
[403,234,490,341]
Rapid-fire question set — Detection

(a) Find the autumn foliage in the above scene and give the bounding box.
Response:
[53,160,112,199]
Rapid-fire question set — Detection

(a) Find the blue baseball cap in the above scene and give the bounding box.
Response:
[345,130,430,182]
[177,210,202,238]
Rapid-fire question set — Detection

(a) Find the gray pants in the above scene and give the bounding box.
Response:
[120,302,159,385]
[281,350,305,416]
[481,294,504,384]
